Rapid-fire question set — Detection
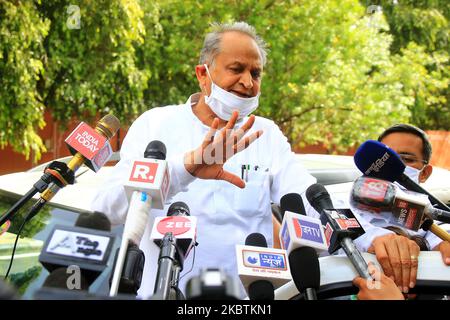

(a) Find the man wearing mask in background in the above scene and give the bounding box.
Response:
[351,124,450,296]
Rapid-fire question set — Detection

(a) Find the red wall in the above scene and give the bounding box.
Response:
[0,112,127,175]
[0,114,449,174]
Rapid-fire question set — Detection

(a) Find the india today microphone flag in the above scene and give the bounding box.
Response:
[65,115,120,173]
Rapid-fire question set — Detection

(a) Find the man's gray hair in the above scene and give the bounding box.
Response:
[199,21,268,67]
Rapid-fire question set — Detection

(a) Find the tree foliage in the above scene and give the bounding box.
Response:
[0,0,448,158]
[366,0,449,130]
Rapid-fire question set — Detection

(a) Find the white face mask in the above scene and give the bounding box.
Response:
[203,64,260,121]
[404,165,423,184]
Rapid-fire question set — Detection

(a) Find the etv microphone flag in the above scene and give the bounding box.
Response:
[279,211,328,254]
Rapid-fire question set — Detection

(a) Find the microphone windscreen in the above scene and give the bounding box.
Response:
[354,140,405,182]
[75,211,111,231]
[167,201,190,216]
[280,193,305,217]
[288,247,320,292]
[305,183,333,212]
[248,280,275,300]
[245,233,267,247]
[144,140,167,160]
[42,267,90,290]
[97,114,120,139]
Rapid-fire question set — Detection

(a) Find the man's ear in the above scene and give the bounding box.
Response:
[419,164,433,183]
[195,64,208,88]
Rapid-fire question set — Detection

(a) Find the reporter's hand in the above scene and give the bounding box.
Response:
[184,111,263,188]
[353,262,404,300]
[433,241,450,265]
[368,233,420,293]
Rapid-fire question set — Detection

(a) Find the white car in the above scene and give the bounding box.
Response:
[0,153,449,299]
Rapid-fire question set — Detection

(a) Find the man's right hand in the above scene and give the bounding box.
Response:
[368,233,420,294]
[183,111,263,188]
[353,262,404,300]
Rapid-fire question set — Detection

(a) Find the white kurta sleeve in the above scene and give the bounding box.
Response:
[90,110,196,225]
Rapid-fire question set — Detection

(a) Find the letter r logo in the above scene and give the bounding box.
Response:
[129,161,159,183]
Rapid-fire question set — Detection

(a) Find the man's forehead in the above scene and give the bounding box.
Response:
[217,32,263,66]
[381,132,423,155]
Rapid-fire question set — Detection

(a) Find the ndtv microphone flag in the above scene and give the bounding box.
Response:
[65,122,113,172]
[123,158,170,210]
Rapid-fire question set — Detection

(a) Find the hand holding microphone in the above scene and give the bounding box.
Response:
[305,184,373,280]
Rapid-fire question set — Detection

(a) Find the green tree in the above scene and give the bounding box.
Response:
[0,0,50,161]
[362,0,450,130]
[140,0,412,152]
[0,0,152,161]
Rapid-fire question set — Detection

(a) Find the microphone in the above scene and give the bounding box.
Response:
[109,140,168,296]
[37,212,115,291]
[0,115,120,228]
[41,267,90,291]
[350,176,450,242]
[151,202,197,300]
[186,268,240,300]
[354,140,450,212]
[278,193,328,254]
[235,233,291,300]
[288,246,320,300]
[246,234,274,301]
[306,184,372,280]
[65,114,120,172]
[24,115,121,223]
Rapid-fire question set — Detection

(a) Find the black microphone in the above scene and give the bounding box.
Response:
[152,201,196,300]
[37,211,115,290]
[288,246,320,300]
[280,193,320,300]
[41,267,90,291]
[306,184,372,280]
[280,193,305,219]
[354,140,450,211]
[245,233,275,301]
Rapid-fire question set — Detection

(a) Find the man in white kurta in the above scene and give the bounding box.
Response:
[91,91,317,298]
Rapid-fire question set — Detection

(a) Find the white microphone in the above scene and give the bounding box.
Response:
[279,193,328,255]
[236,233,292,300]
[109,140,169,296]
